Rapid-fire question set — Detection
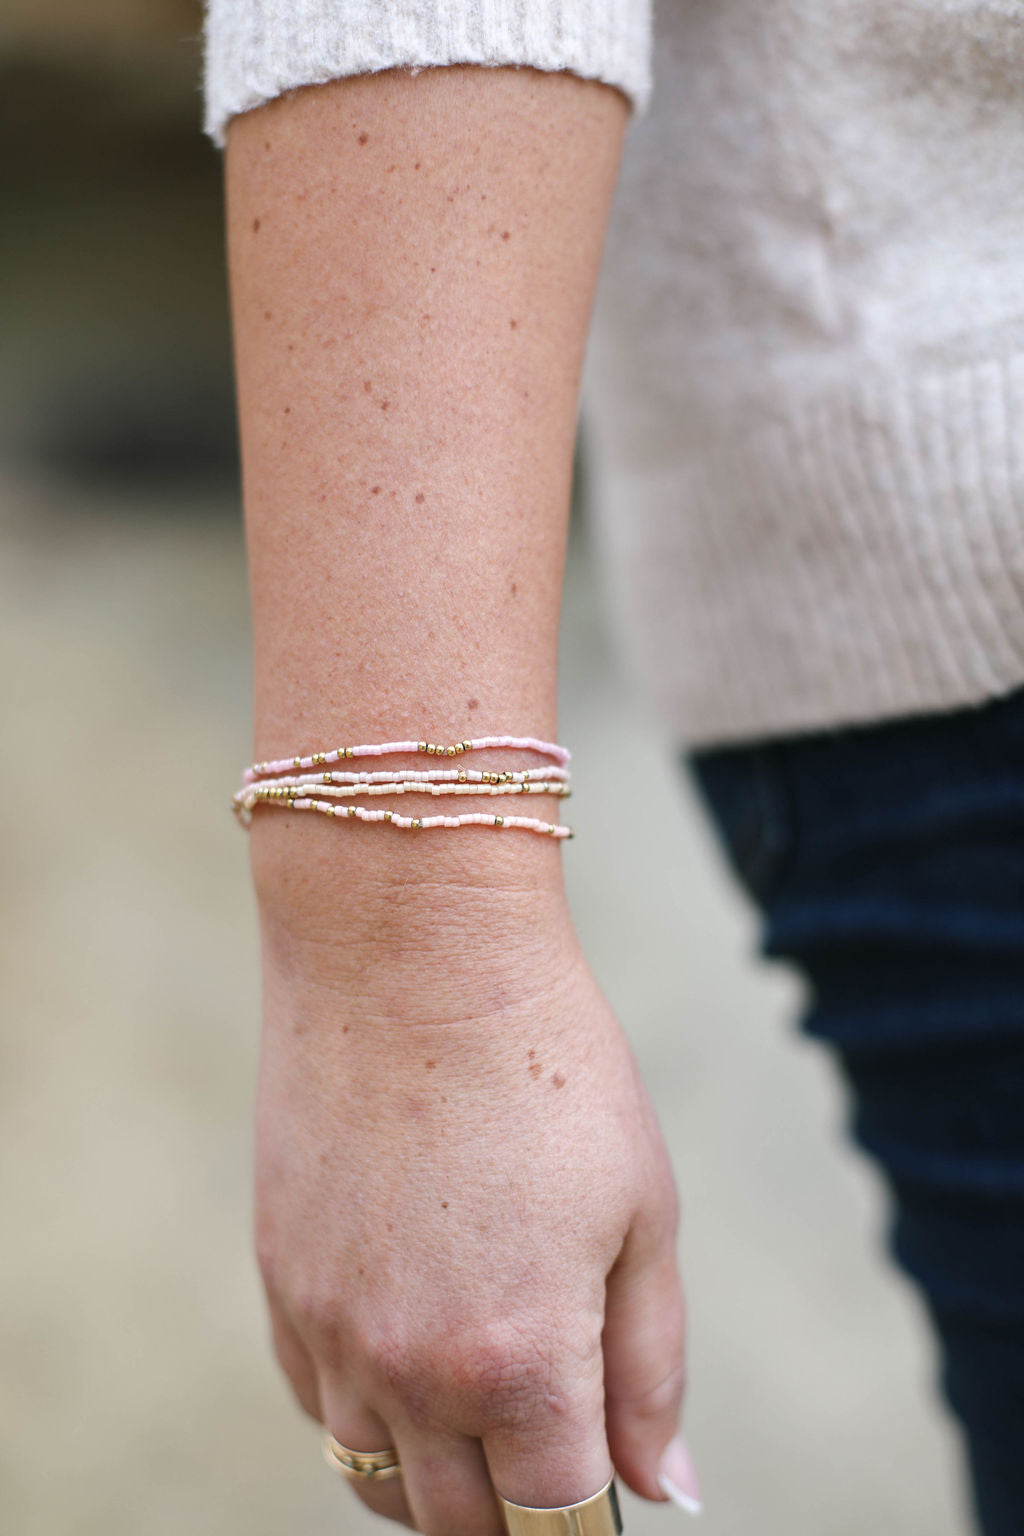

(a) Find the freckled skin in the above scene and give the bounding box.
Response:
[252,217,261,233]
[551,1072,567,1090]
[415,493,425,504]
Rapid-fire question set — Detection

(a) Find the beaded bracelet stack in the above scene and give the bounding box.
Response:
[232,734,574,840]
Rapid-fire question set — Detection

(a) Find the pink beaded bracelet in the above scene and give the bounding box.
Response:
[234,731,574,840]
[244,734,570,784]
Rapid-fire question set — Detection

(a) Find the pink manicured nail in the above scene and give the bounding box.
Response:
[657,1434,702,1516]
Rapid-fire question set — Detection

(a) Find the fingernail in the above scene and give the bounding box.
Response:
[657,1433,702,1516]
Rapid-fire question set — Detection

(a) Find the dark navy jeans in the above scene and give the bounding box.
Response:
[690,689,1024,1536]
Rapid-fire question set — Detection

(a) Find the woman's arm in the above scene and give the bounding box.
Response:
[226,62,693,1533]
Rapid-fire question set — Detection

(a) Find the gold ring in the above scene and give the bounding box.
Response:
[498,1475,622,1536]
[322,1431,402,1482]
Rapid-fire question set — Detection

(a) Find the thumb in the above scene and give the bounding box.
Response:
[602,1221,701,1514]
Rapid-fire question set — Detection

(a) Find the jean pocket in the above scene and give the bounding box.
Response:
[687,743,797,911]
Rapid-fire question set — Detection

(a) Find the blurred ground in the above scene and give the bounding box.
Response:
[0,19,971,1536]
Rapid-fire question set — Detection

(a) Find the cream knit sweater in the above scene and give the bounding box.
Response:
[205,0,1024,748]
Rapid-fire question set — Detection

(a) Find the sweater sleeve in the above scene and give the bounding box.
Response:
[202,0,652,145]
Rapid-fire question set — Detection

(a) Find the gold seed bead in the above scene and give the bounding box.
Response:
[427,743,436,755]
[495,816,503,827]
[412,818,421,829]
[455,742,464,754]
[463,740,471,751]
[384,811,393,822]
[347,806,356,817]
[346,747,354,758]
[324,773,331,784]
[327,806,335,817]
[447,744,456,757]
[418,740,427,752]
[458,770,467,782]
[548,824,556,834]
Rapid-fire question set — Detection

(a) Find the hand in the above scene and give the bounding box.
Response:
[253,883,690,1535]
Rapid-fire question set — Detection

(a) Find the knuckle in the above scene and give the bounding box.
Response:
[364,1324,437,1416]
[254,1227,279,1293]
[466,1321,600,1435]
[621,1358,687,1423]
[288,1278,349,1356]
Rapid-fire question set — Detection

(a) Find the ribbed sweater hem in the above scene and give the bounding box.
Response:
[203,0,652,145]
[584,353,1024,749]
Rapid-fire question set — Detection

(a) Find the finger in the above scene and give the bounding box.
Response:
[480,1317,612,1509]
[602,1219,692,1505]
[389,1420,504,1536]
[267,1295,322,1420]
[319,1373,417,1529]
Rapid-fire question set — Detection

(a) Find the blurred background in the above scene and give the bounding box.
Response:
[0,5,970,1533]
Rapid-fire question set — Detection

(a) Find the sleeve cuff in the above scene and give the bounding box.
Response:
[203,0,652,146]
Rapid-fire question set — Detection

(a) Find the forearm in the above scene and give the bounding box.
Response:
[224,67,690,1518]
[225,64,627,964]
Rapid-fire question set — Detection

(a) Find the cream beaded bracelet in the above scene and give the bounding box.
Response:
[245,793,573,838]
[234,777,570,818]
[234,732,574,839]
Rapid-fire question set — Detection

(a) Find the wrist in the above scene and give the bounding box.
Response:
[254,819,579,1020]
